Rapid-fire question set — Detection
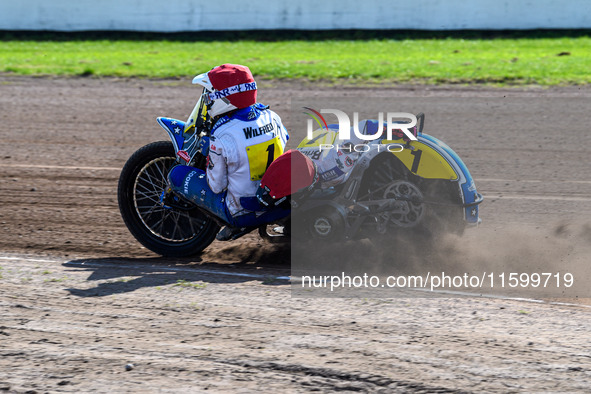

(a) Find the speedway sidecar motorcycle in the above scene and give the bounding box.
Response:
[118,93,482,257]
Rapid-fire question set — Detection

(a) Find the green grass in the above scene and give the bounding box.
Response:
[1,36,589,85]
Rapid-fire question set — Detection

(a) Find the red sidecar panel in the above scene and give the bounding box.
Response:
[260,149,317,199]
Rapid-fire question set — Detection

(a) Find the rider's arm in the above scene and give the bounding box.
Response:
[272,111,289,146]
[206,136,229,194]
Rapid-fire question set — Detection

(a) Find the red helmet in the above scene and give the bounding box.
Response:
[193,64,257,117]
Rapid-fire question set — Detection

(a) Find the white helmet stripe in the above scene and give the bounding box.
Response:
[208,82,257,101]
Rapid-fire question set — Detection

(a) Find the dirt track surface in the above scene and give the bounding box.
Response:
[1,76,591,392]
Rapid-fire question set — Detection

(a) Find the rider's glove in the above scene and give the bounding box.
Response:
[197,136,210,157]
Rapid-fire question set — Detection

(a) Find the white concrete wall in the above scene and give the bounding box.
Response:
[1,0,590,31]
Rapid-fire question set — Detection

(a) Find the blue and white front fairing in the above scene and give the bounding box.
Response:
[157,117,199,163]
[157,117,186,152]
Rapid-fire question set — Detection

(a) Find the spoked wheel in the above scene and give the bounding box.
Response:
[118,141,219,257]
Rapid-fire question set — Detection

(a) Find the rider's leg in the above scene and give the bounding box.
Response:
[214,205,290,241]
[167,165,232,224]
[169,165,290,241]
[213,207,290,241]
[231,207,290,228]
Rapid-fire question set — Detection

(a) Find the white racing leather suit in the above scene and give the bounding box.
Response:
[207,104,289,216]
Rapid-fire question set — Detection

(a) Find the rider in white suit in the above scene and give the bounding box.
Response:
[168,64,289,241]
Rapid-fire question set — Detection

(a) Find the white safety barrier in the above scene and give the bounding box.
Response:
[1,0,590,31]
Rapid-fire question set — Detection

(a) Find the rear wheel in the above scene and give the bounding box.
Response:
[360,153,465,239]
[118,141,219,257]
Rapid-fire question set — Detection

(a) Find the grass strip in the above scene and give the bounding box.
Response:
[1,33,589,85]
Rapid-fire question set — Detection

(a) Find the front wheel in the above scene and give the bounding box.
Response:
[117,141,219,257]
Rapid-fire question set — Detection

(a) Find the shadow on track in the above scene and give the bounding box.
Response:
[62,244,291,298]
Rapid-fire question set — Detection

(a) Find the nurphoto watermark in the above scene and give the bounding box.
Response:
[304,107,418,150]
